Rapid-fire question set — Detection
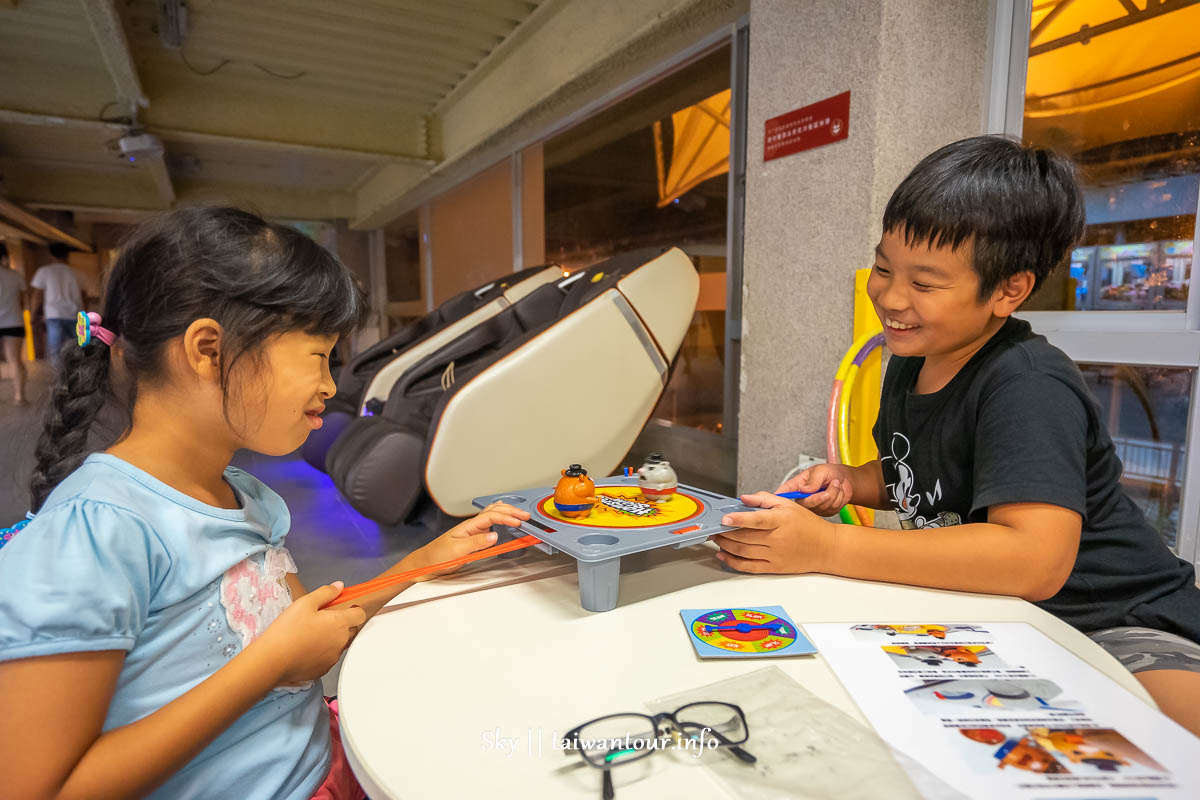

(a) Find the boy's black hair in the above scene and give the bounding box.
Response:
[48,242,71,259]
[882,135,1086,299]
[29,206,369,511]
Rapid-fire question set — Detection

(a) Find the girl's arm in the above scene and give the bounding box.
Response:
[321,503,529,620]
[1,646,283,800]
[317,544,478,620]
[306,554,422,620]
[0,583,362,800]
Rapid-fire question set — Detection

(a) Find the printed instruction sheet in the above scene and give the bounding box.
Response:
[805,622,1200,799]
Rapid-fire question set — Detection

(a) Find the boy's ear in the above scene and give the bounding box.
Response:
[182,318,224,380]
[992,271,1036,317]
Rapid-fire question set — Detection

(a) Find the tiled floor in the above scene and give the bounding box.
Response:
[0,361,44,524]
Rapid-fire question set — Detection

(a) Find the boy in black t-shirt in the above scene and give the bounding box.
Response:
[715,136,1200,736]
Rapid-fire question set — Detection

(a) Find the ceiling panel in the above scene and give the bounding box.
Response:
[163,138,380,192]
[0,119,122,165]
[121,0,540,111]
[0,0,546,219]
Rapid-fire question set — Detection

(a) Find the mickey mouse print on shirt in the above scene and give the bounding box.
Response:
[882,432,962,530]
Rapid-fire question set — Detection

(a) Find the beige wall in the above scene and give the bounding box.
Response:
[420,141,548,305]
[426,159,513,305]
[737,0,992,492]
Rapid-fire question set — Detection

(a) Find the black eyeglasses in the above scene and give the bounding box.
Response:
[562,701,756,799]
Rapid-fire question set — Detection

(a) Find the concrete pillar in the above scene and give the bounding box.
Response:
[738,0,991,492]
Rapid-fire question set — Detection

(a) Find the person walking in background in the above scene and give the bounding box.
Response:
[0,244,29,405]
[31,242,83,366]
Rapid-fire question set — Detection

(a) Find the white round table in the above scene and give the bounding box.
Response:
[338,543,1152,799]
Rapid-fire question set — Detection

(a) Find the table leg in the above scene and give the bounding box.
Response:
[494,525,525,558]
[577,557,621,612]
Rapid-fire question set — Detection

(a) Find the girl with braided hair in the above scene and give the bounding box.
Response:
[0,206,526,799]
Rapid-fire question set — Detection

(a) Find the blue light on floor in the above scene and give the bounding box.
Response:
[233,451,390,558]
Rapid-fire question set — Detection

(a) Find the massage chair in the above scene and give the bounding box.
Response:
[325,246,700,523]
[300,264,562,470]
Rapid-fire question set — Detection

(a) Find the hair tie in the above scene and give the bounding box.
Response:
[76,311,116,347]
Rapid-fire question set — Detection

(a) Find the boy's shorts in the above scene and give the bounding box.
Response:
[1087,627,1200,674]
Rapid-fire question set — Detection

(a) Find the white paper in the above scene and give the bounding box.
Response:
[805,622,1200,799]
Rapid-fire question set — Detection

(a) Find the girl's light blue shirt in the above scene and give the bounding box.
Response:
[0,454,330,800]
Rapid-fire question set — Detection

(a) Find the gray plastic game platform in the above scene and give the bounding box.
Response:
[473,476,752,612]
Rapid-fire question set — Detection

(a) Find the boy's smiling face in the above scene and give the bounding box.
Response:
[867,229,1012,362]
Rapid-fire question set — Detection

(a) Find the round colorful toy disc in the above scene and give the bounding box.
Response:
[691,609,798,653]
[537,484,703,529]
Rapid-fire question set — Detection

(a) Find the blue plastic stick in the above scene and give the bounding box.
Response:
[776,490,813,500]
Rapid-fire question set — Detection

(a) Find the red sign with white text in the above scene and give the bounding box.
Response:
[763,90,850,162]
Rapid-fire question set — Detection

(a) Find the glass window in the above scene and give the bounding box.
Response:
[1079,364,1192,550]
[543,46,731,433]
[650,253,728,433]
[1021,1,1199,311]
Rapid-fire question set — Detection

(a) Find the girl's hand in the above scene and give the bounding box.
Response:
[777,463,854,517]
[252,582,366,685]
[411,502,531,580]
[712,492,837,574]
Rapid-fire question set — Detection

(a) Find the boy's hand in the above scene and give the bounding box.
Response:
[411,502,530,580]
[777,463,854,517]
[712,492,837,574]
[254,582,366,685]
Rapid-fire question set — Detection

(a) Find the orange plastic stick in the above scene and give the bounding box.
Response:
[321,534,542,608]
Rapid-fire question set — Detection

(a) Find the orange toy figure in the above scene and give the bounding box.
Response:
[1030,728,1130,772]
[996,737,1068,774]
[554,464,597,519]
[960,729,1007,746]
[940,646,982,665]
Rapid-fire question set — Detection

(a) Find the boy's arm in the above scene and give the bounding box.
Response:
[846,459,888,509]
[715,496,1080,602]
[822,502,1081,600]
[779,460,889,514]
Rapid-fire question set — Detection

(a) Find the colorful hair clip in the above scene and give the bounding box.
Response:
[76,311,115,347]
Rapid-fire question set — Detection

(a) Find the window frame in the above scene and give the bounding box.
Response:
[505,19,746,489]
[524,27,744,438]
[989,0,1200,562]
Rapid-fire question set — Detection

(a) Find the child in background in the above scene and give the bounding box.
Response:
[715,136,1200,737]
[0,206,528,799]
